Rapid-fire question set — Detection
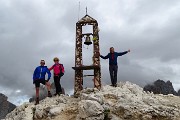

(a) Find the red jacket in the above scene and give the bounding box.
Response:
[49,63,65,76]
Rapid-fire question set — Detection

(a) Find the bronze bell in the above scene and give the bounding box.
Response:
[84,35,92,45]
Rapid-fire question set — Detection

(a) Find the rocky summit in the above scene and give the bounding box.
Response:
[4,81,180,120]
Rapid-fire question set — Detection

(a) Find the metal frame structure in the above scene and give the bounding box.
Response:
[72,14,101,95]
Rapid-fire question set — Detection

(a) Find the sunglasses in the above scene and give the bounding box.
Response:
[54,60,59,61]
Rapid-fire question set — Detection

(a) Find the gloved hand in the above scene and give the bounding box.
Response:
[60,72,64,77]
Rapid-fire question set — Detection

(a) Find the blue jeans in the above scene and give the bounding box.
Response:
[109,65,118,85]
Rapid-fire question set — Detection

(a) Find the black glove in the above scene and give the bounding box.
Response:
[60,72,64,77]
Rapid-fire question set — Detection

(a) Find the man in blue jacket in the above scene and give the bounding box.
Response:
[33,60,52,105]
[100,47,130,87]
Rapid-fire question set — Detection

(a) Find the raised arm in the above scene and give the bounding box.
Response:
[117,49,130,56]
[100,54,109,59]
[117,51,128,56]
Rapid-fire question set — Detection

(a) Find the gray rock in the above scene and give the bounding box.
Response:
[5,81,180,120]
[78,100,104,120]
[0,93,16,119]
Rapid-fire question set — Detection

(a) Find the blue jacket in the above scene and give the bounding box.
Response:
[33,66,51,82]
[100,51,128,65]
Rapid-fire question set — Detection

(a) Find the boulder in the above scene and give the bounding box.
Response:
[77,100,104,120]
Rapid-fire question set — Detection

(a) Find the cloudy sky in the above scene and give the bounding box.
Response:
[0,0,180,105]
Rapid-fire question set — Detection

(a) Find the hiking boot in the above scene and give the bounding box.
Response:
[58,92,62,96]
[54,92,62,96]
[114,84,117,87]
[35,97,39,105]
[48,92,52,97]
[110,84,114,87]
[54,93,60,96]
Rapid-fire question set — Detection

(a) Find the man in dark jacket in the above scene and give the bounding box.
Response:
[33,60,52,105]
[100,47,130,87]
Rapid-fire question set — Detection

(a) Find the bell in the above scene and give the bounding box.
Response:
[84,35,92,45]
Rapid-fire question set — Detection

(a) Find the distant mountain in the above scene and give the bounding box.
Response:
[0,93,16,119]
[143,79,177,95]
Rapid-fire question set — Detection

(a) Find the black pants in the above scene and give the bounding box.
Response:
[34,79,46,88]
[109,65,118,85]
[54,76,62,94]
